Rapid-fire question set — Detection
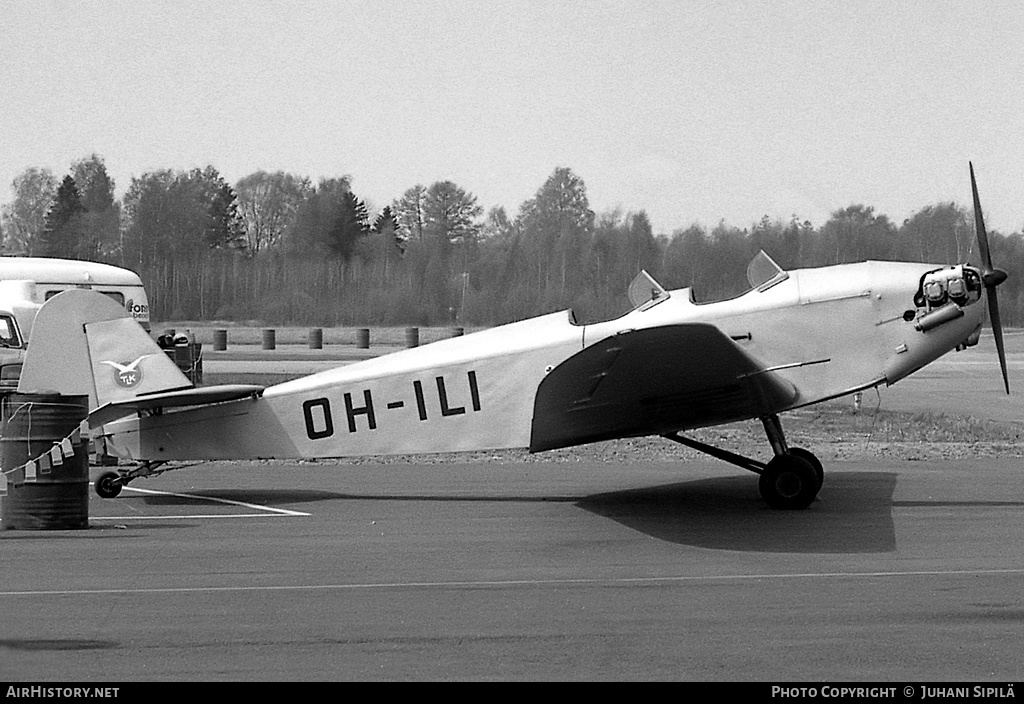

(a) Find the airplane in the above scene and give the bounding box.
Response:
[11,164,1010,510]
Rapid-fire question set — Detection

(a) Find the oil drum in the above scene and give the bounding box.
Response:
[1,393,89,530]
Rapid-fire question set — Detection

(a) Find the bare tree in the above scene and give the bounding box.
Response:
[2,167,58,255]
[235,170,313,254]
[393,184,428,243]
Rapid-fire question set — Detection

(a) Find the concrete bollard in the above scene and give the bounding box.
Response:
[356,328,370,349]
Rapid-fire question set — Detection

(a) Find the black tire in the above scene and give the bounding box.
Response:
[95,471,123,499]
[787,447,824,490]
[758,454,820,510]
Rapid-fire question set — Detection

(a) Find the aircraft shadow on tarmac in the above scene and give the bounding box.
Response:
[121,475,1024,550]
[137,472,903,554]
[576,471,899,554]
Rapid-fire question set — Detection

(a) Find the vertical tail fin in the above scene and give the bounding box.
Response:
[18,290,191,411]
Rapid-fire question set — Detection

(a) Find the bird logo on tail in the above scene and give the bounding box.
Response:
[101,355,153,389]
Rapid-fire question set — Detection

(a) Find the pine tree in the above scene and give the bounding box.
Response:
[206,181,247,250]
[373,205,404,252]
[72,154,120,258]
[326,190,370,259]
[39,176,86,257]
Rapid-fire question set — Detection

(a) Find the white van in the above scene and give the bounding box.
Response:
[0,257,150,389]
[0,257,150,328]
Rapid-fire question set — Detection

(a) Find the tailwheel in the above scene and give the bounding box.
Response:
[94,471,124,499]
[758,454,820,510]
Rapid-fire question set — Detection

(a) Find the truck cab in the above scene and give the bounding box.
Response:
[0,307,29,392]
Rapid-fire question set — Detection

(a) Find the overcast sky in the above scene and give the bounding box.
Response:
[3,0,1023,235]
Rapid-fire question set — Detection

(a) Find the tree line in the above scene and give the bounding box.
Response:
[3,155,1024,326]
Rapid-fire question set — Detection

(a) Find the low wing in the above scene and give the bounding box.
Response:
[88,384,265,428]
[529,323,798,452]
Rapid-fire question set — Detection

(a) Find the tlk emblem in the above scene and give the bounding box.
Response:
[101,355,152,388]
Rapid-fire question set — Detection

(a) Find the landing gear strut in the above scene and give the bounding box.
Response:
[663,413,823,510]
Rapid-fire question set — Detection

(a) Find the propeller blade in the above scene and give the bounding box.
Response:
[970,161,993,273]
[987,286,1010,394]
[970,162,1009,394]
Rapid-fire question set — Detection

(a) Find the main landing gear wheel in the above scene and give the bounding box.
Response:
[94,471,123,499]
[758,454,820,510]
[662,417,823,510]
[787,446,824,489]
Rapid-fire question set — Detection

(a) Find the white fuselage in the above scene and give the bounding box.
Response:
[102,260,986,461]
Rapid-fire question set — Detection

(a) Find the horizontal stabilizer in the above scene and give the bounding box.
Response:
[529,323,797,452]
[88,384,264,427]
